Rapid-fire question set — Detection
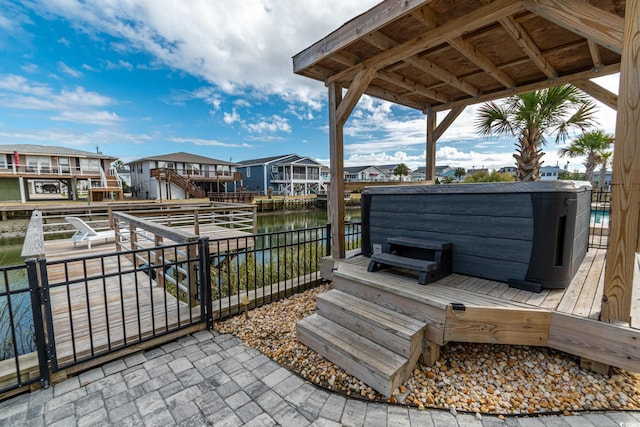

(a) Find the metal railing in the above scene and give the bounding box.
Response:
[0,262,49,394]
[589,189,610,249]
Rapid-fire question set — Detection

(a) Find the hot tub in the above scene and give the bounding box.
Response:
[361,181,592,289]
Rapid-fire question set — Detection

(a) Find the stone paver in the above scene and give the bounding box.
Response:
[0,330,638,426]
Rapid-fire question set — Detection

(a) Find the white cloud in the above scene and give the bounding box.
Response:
[50,110,122,125]
[32,0,380,108]
[58,61,82,77]
[223,108,241,125]
[245,115,291,134]
[169,137,250,148]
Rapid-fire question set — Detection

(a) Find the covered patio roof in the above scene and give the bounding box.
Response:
[293,0,638,326]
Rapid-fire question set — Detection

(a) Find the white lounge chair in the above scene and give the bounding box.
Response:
[65,216,116,249]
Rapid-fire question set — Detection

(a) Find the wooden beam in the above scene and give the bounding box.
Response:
[432,62,619,112]
[328,82,345,259]
[425,109,436,182]
[572,79,618,111]
[496,15,557,79]
[448,37,516,89]
[376,70,449,104]
[522,0,623,54]
[336,68,377,126]
[293,0,433,73]
[364,85,429,111]
[366,28,479,97]
[326,0,524,85]
[548,313,640,372]
[603,0,640,324]
[588,40,603,69]
[433,106,465,142]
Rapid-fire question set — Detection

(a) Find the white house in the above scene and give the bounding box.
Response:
[127,152,241,200]
[344,165,389,182]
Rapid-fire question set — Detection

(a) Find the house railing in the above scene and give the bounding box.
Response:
[0,165,102,177]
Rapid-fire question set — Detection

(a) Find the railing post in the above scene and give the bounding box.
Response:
[326,223,332,257]
[198,238,213,329]
[188,242,199,307]
[26,258,50,389]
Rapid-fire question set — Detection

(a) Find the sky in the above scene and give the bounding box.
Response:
[0,0,619,172]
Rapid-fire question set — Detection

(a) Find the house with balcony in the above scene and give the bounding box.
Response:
[0,144,121,203]
[236,154,328,196]
[344,165,389,182]
[127,152,241,200]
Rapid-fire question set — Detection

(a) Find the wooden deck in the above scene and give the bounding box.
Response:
[325,248,640,373]
[42,222,254,368]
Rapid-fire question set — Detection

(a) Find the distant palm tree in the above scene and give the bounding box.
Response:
[454,167,466,182]
[598,150,613,190]
[559,130,613,183]
[393,163,410,181]
[476,84,598,181]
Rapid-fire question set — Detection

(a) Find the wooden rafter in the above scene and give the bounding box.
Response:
[433,106,465,142]
[365,30,480,97]
[522,0,623,54]
[377,70,449,104]
[588,40,603,69]
[448,37,516,89]
[325,0,524,85]
[433,63,619,112]
[336,68,377,126]
[572,79,618,110]
[495,15,556,79]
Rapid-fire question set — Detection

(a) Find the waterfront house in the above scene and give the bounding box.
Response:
[127,152,241,200]
[344,165,389,182]
[0,144,120,203]
[540,165,566,180]
[236,154,328,196]
[410,165,456,182]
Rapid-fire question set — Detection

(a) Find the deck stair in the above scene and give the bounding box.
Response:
[151,168,206,198]
[296,289,427,397]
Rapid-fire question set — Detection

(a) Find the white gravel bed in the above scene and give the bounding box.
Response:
[214,284,640,415]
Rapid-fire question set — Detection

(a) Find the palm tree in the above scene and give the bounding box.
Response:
[393,163,410,181]
[454,167,466,182]
[598,150,613,190]
[559,130,613,183]
[476,84,598,181]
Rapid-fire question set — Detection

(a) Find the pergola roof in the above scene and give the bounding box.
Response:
[293,0,623,113]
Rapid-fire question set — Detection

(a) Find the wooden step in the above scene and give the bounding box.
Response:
[316,289,426,359]
[296,314,415,397]
[370,253,439,272]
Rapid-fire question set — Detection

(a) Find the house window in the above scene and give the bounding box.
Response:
[59,157,70,173]
[0,156,6,169]
[246,168,251,178]
[271,165,278,173]
[80,158,100,172]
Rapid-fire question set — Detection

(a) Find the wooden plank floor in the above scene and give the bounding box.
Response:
[342,248,608,320]
[44,252,199,366]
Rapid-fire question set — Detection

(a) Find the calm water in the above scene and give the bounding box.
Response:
[0,208,361,267]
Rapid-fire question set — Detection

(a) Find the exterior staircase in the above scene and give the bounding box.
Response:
[296,288,427,397]
[152,168,206,198]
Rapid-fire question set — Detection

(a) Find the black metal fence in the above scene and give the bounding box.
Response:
[0,222,361,398]
[589,189,610,249]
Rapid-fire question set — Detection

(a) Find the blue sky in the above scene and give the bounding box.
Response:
[0,0,619,172]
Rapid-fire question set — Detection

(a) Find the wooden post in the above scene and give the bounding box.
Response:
[420,340,441,367]
[602,0,640,324]
[426,109,436,182]
[329,82,346,260]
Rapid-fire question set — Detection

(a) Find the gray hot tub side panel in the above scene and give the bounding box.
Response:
[366,192,535,283]
[361,181,592,288]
